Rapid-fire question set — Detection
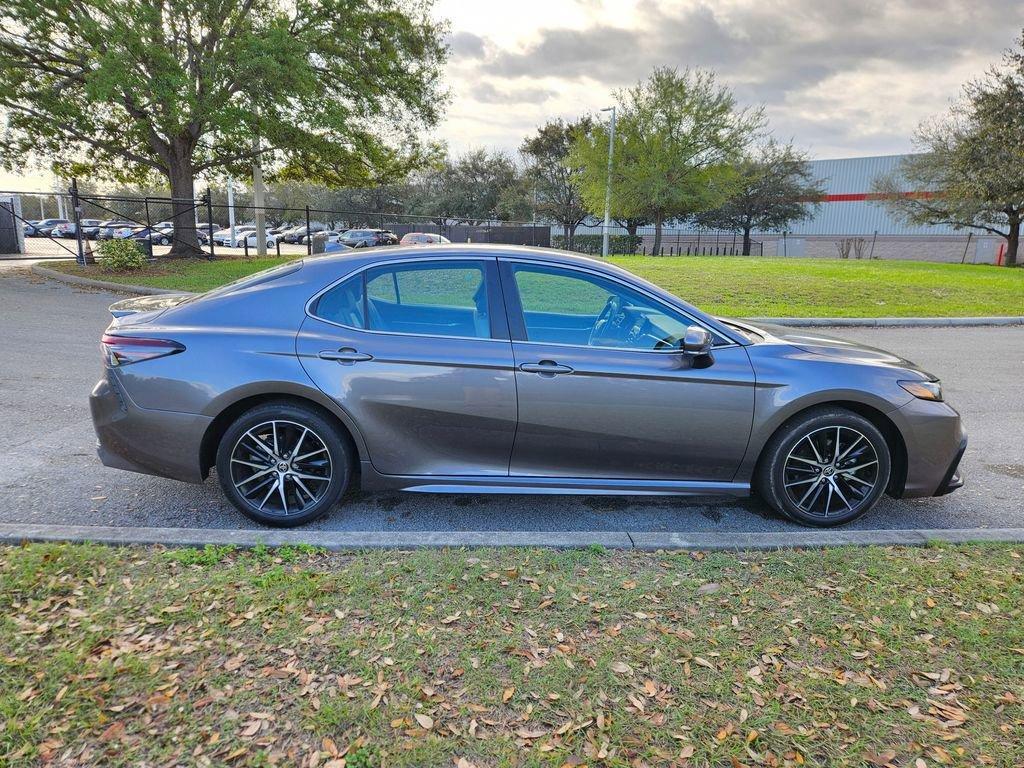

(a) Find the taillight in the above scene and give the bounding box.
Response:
[101,334,184,366]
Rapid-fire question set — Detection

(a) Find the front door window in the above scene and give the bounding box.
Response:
[510,264,692,350]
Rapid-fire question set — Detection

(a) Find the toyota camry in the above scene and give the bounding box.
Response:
[90,245,966,527]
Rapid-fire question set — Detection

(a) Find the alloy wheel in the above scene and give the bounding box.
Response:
[782,425,880,518]
[228,419,332,517]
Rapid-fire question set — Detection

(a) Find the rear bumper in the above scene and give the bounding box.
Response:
[90,371,211,483]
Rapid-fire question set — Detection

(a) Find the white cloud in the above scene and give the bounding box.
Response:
[433,0,1024,157]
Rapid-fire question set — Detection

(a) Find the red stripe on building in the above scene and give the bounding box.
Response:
[818,191,938,203]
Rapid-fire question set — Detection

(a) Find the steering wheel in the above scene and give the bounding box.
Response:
[589,294,622,346]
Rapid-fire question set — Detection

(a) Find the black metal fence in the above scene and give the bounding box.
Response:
[1,186,765,262]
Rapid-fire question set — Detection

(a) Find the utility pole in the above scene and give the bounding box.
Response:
[252,136,267,257]
[227,176,236,247]
[600,106,616,258]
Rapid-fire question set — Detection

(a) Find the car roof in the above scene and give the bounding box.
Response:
[308,242,603,269]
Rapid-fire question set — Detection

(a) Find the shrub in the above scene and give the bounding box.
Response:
[552,233,643,255]
[97,238,148,272]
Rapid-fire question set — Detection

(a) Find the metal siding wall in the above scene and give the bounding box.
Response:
[773,154,960,237]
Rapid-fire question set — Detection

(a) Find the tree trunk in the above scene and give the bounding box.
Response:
[742,227,752,256]
[652,214,664,256]
[562,223,571,250]
[1005,213,1019,267]
[166,149,202,259]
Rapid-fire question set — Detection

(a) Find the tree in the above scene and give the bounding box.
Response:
[873,33,1024,267]
[407,150,525,224]
[694,140,824,255]
[572,67,763,255]
[0,0,446,256]
[521,117,593,248]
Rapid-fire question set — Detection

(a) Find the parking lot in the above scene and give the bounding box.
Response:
[11,233,312,260]
[2,264,1021,534]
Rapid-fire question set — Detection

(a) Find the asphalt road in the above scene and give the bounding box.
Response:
[2,265,1021,533]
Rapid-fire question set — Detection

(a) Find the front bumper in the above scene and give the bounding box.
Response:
[890,396,967,498]
[935,435,967,496]
[90,371,211,483]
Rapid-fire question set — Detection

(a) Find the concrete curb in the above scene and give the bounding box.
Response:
[2,523,1023,551]
[747,316,1024,328]
[30,264,1022,327]
[31,264,187,296]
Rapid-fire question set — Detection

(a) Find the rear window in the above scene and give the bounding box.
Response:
[186,260,304,303]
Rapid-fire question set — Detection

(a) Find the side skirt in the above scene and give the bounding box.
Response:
[359,462,751,497]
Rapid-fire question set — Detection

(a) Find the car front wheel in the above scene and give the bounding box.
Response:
[215,402,352,527]
[756,407,891,527]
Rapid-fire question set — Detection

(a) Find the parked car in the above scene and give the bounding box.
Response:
[25,218,70,237]
[212,226,256,247]
[243,231,278,248]
[152,226,209,245]
[97,220,138,240]
[130,227,174,246]
[339,228,399,248]
[22,220,41,235]
[196,222,222,237]
[399,232,451,245]
[300,230,341,244]
[281,224,326,244]
[91,244,966,529]
[51,219,104,239]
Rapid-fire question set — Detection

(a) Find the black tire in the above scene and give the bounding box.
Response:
[756,407,891,527]
[215,401,352,527]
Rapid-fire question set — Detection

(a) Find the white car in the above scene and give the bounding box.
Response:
[212,226,256,246]
[243,231,277,248]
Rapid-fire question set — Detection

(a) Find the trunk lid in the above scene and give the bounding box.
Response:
[108,293,194,326]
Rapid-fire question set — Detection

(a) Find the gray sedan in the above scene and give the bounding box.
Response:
[90,245,966,527]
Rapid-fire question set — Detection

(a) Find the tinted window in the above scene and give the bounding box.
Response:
[511,264,691,351]
[365,261,490,338]
[314,274,364,328]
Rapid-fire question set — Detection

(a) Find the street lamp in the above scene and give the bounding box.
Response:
[600,105,616,258]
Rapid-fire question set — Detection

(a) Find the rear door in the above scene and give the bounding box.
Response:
[296,257,517,477]
[500,259,755,481]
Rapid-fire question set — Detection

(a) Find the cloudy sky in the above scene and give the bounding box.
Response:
[433,0,1024,158]
[3,0,1021,192]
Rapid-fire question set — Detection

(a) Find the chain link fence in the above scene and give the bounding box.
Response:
[1,187,764,262]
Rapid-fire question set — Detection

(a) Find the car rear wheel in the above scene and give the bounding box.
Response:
[756,407,891,527]
[215,402,352,527]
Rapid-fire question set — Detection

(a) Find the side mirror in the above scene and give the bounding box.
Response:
[681,325,713,356]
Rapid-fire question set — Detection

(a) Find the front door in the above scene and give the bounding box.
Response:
[297,258,517,477]
[501,260,755,481]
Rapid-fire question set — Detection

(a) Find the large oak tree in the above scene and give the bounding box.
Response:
[0,0,446,256]
[873,32,1024,267]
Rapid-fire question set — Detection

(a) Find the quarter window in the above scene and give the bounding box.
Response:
[314,261,492,339]
[511,264,693,351]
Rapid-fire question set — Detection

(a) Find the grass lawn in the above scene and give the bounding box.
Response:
[2,542,1022,767]
[45,254,1024,318]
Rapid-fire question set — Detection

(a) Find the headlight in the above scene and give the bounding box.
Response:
[899,380,942,401]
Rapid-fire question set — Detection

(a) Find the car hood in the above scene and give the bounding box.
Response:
[722,319,936,379]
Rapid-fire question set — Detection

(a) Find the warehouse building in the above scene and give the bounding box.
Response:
[624,154,1004,263]
[755,154,1002,263]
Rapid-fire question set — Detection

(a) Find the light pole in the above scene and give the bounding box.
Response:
[600,106,616,258]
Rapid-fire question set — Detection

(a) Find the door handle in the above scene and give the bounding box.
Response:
[519,360,573,375]
[318,348,373,362]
